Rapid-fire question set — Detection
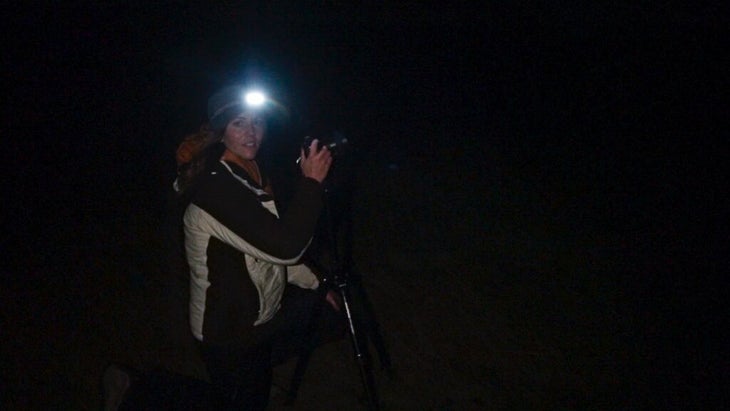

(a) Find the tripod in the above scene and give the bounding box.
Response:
[285,176,392,410]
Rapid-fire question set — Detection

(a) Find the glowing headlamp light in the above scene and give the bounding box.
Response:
[244,90,267,108]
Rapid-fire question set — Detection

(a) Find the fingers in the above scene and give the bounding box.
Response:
[308,139,331,159]
[300,139,333,183]
[308,139,320,156]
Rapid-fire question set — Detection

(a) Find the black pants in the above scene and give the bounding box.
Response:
[200,342,272,410]
[199,285,342,410]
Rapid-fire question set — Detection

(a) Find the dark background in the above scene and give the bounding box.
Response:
[4,2,727,409]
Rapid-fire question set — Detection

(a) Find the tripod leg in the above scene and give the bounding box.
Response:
[320,186,382,409]
[338,284,380,410]
[352,276,393,375]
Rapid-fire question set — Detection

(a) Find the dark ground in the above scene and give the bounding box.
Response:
[3,3,727,410]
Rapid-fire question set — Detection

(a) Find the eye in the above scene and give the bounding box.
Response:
[229,115,263,129]
[232,117,249,127]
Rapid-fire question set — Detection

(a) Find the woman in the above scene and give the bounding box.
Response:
[178,85,339,409]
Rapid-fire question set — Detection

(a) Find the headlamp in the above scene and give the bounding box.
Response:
[244,90,267,108]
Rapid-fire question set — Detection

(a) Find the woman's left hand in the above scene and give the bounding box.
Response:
[325,289,341,312]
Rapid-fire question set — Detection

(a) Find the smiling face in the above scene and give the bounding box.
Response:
[221,111,267,161]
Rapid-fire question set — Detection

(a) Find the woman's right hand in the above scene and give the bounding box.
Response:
[299,139,333,183]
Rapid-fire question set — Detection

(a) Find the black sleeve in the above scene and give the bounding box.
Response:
[191,169,324,260]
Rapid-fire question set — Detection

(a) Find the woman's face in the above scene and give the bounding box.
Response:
[222,111,267,161]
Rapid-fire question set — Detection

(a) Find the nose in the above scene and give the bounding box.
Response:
[239,121,256,136]
[243,119,256,135]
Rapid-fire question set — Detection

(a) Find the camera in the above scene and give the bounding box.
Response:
[299,132,349,161]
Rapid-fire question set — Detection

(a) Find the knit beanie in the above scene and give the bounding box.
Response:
[207,85,247,132]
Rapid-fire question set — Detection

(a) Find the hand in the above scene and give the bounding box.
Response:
[300,139,332,183]
[325,289,341,312]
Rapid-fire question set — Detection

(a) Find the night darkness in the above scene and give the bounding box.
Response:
[4,2,727,410]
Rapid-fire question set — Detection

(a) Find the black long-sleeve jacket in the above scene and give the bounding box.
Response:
[183,160,323,344]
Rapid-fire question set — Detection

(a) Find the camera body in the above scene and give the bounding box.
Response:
[301,133,348,158]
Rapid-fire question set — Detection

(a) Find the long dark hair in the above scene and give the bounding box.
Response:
[175,125,226,198]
